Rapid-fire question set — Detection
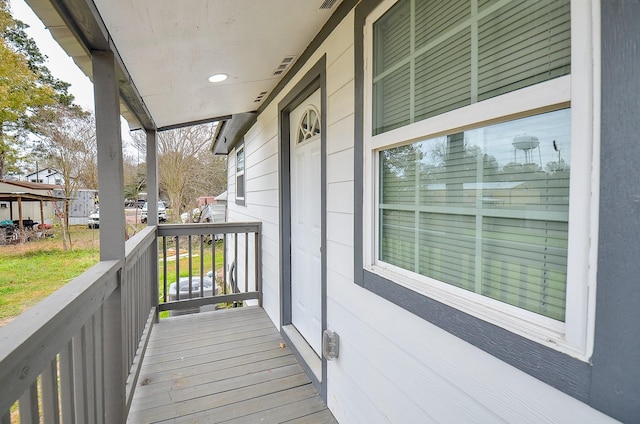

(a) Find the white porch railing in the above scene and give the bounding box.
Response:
[0,222,261,423]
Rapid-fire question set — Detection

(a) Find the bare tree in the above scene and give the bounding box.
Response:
[199,153,227,197]
[132,123,226,219]
[123,152,145,202]
[32,104,96,249]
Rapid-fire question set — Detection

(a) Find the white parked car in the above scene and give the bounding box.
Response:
[87,208,100,229]
[141,201,167,223]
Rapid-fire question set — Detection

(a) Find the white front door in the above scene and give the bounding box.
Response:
[290,89,322,355]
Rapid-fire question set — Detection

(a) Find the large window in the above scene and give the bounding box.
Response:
[364,0,597,356]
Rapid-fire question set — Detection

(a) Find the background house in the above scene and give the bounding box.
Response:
[24,168,64,185]
[52,188,98,225]
[196,193,227,224]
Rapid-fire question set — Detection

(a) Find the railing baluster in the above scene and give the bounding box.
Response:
[163,236,168,303]
[254,232,258,293]
[41,358,60,423]
[72,328,88,422]
[59,341,75,424]
[104,279,125,424]
[223,233,228,296]
[200,235,205,298]
[18,382,39,423]
[188,235,193,298]
[94,307,104,424]
[85,317,96,423]
[233,232,238,295]
[211,234,218,296]
[130,269,134,353]
[175,236,180,301]
[134,265,139,352]
[245,232,249,294]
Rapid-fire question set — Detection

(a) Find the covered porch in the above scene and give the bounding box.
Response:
[0,222,336,423]
[0,0,348,422]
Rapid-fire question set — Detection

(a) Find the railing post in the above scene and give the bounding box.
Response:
[257,223,263,307]
[146,130,160,322]
[152,235,159,323]
[93,49,126,423]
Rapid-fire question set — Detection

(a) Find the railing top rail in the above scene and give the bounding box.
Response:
[125,226,157,266]
[0,259,121,413]
[158,222,262,237]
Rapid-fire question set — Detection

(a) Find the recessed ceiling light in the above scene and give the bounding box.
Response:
[208,73,228,83]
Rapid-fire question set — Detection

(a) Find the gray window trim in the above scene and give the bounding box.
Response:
[590,2,640,421]
[353,0,592,406]
[357,2,640,420]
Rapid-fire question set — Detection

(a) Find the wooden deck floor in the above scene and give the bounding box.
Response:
[127,306,336,424]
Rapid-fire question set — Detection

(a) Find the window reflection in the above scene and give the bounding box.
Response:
[379,109,571,321]
[381,109,571,212]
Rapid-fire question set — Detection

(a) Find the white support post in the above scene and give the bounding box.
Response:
[93,50,126,423]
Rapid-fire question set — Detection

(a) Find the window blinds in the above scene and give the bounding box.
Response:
[372,0,571,135]
[379,109,570,321]
[373,0,411,134]
[478,1,571,100]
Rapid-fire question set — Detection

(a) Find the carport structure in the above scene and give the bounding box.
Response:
[0,191,60,235]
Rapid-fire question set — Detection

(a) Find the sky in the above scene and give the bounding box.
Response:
[9,0,136,151]
[9,0,95,111]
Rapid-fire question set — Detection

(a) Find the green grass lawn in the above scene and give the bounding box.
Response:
[0,248,100,321]
[0,226,101,325]
[0,227,229,325]
[158,240,227,317]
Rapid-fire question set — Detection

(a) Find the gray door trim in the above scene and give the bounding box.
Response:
[278,55,328,400]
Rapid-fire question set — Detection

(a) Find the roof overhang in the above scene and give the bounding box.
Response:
[211,113,258,155]
[0,192,63,203]
[23,0,350,134]
[26,0,154,129]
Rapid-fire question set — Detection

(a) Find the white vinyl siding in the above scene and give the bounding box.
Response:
[222,3,610,422]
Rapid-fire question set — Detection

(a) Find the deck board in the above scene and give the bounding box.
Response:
[127,307,336,424]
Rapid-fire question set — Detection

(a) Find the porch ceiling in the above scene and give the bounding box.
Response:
[24,0,343,130]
